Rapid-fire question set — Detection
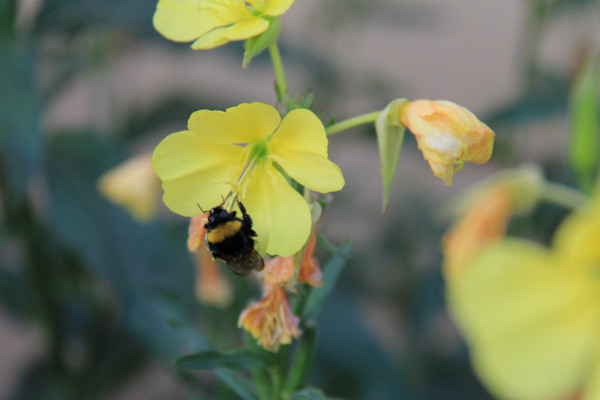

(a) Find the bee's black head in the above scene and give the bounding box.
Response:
[208,206,231,224]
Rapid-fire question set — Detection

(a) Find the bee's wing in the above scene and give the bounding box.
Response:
[226,249,264,277]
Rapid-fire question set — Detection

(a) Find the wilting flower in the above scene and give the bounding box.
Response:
[238,282,300,351]
[398,100,495,186]
[442,184,513,281]
[153,0,294,50]
[97,154,160,222]
[446,189,600,399]
[188,214,233,307]
[297,233,322,287]
[152,102,344,257]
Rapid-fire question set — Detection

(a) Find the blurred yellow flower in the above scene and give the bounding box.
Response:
[398,100,495,185]
[152,102,344,257]
[153,0,294,49]
[97,154,160,222]
[446,193,600,400]
[238,282,300,352]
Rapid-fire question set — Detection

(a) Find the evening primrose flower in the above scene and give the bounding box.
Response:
[446,193,600,400]
[153,0,294,50]
[152,102,344,257]
[238,284,300,351]
[97,154,160,222]
[398,100,495,186]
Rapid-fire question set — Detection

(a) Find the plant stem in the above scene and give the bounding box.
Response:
[269,43,289,105]
[325,111,381,136]
[542,182,589,210]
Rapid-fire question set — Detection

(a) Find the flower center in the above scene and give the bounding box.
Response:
[249,139,270,162]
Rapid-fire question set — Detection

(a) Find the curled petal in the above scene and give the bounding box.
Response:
[153,0,225,42]
[399,100,494,185]
[261,0,295,16]
[188,214,209,251]
[442,185,513,281]
[263,256,295,285]
[298,233,322,287]
[238,284,300,351]
[192,18,270,50]
[270,109,344,193]
[240,162,311,257]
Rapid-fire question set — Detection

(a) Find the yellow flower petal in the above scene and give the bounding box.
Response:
[262,0,295,16]
[97,154,160,222]
[399,100,494,185]
[152,130,243,216]
[240,162,311,257]
[554,202,600,268]
[191,18,270,50]
[270,109,344,192]
[153,0,224,42]
[188,103,281,144]
[448,240,600,400]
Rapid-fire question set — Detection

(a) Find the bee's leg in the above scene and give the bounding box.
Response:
[237,200,254,227]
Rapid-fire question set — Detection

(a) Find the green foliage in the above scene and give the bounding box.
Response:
[568,55,600,192]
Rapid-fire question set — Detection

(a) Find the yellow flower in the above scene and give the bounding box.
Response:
[97,154,160,222]
[446,194,600,400]
[153,0,294,50]
[152,102,344,257]
[398,100,495,186]
[238,283,300,351]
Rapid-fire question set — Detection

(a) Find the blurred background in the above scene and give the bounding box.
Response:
[1,0,599,398]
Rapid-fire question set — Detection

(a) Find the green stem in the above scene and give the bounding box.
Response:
[269,43,289,105]
[541,182,589,210]
[325,111,381,136]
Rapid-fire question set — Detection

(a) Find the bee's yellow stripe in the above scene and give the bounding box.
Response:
[206,220,243,243]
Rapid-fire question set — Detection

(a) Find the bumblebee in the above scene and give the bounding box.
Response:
[204,199,264,276]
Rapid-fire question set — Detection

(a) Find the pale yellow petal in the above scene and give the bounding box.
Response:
[262,0,295,16]
[191,18,269,49]
[152,130,242,216]
[188,103,280,145]
[554,202,600,268]
[240,163,311,257]
[271,153,344,193]
[153,0,225,42]
[448,239,600,400]
[270,109,344,192]
[583,362,600,400]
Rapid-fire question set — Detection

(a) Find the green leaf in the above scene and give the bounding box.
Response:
[214,369,258,400]
[290,387,341,400]
[568,54,600,192]
[175,349,266,371]
[302,241,352,320]
[243,17,280,68]
[375,98,408,212]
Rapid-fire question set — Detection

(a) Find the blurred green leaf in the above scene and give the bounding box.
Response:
[243,17,280,68]
[214,369,258,400]
[175,349,267,371]
[45,133,195,359]
[291,387,341,400]
[302,241,352,320]
[0,39,42,201]
[568,54,600,191]
[375,99,407,212]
